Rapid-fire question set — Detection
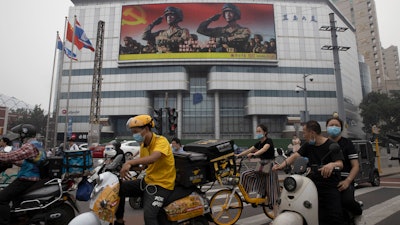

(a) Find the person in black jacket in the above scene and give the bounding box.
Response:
[112,141,125,164]
[326,117,363,218]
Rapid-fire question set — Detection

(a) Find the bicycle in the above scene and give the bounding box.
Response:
[209,156,285,225]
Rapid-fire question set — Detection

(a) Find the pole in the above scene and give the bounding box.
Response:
[375,137,382,173]
[45,32,59,150]
[63,15,76,149]
[53,17,68,148]
[303,74,309,122]
[329,13,346,122]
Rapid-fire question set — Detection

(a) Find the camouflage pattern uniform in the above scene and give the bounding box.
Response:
[142,7,190,53]
[197,20,250,52]
[197,3,250,53]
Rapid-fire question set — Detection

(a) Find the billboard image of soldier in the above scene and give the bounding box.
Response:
[119,3,276,63]
[197,3,250,53]
[142,6,190,53]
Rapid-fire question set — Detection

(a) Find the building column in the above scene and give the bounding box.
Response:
[214,91,220,139]
[252,115,258,138]
[177,91,182,139]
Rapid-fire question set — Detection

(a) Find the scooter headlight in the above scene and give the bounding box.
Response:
[283,176,297,192]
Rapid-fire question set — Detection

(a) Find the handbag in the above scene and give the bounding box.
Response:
[255,160,272,174]
[76,178,94,201]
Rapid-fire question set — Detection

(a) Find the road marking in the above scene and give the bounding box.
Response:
[355,186,382,196]
[236,214,272,225]
[361,194,400,224]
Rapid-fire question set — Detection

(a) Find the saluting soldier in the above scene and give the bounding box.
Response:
[197,3,251,52]
[142,6,190,53]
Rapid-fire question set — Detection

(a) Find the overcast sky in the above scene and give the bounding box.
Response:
[0,0,398,112]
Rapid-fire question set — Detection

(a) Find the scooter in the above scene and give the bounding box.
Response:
[69,152,211,225]
[0,146,78,225]
[272,143,351,225]
[8,175,78,225]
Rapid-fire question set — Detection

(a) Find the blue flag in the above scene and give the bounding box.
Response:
[57,34,78,61]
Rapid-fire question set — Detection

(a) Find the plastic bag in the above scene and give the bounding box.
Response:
[76,178,94,201]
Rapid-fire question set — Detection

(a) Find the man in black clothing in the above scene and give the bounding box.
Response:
[273,120,345,225]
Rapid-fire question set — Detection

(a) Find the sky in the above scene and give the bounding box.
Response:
[0,0,398,113]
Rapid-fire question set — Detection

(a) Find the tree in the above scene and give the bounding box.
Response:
[359,92,400,137]
[8,105,47,137]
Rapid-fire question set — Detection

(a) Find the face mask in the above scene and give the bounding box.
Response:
[327,126,341,138]
[172,147,177,152]
[132,133,144,143]
[255,133,264,139]
[309,138,316,146]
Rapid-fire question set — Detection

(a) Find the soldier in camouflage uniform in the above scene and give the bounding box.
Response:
[197,3,251,53]
[252,34,267,53]
[142,6,190,53]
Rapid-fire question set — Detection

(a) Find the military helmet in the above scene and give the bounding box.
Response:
[11,124,37,139]
[254,34,263,42]
[126,115,155,130]
[164,6,183,23]
[222,3,241,20]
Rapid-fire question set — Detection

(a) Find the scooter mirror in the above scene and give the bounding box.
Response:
[292,157,309,174]
[3,146,12,153]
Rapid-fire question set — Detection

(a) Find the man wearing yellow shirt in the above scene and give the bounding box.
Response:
[112,114,176,225]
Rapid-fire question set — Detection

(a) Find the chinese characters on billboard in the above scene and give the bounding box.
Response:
[119,3,276,63]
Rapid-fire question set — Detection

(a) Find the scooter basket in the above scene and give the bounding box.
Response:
[163,191,206,221]
[62,150,93,177]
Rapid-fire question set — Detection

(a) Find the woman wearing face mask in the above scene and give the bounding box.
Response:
[236,124,280,216]
[272,120,345,225]
[326,117,363,219]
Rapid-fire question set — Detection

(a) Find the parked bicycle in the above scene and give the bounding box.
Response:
[209,156,285,225]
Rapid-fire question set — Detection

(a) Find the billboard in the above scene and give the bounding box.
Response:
[119,3,276,65]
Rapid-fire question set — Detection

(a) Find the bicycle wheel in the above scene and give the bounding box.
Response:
[209,189,243,225]
[262,204,276,219]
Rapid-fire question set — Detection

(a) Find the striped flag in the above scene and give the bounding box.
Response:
[57,34,78,61]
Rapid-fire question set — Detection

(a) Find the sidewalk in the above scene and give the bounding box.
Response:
[375,146,400,177]
[380,164,400,177]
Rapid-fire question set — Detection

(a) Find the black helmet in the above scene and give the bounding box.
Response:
[254,34,263,42]
[113,141,121,149]
[164,6,183,23]
[11,124,37,139]
[222,3,241,20]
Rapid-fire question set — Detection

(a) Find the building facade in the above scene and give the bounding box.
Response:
[382,45,400,93]
[55,0,365,142]
[333,0,391,93]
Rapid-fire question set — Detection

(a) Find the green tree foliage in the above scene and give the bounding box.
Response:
[9,105,47,136]
[359,91,400,137]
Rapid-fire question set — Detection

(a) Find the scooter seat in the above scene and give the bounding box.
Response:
[19,184,60,201]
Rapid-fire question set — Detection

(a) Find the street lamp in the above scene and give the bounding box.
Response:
[295,74,314,122]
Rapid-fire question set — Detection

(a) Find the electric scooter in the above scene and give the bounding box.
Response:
[273,143,347,225]
[69,152,211,225]
[0,146,78,225]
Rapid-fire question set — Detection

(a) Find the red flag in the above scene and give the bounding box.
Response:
[66,22,84,50]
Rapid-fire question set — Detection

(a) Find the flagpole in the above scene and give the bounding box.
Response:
[54,17,68,148]
[44,32,59,151]
[63,15,76,150]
